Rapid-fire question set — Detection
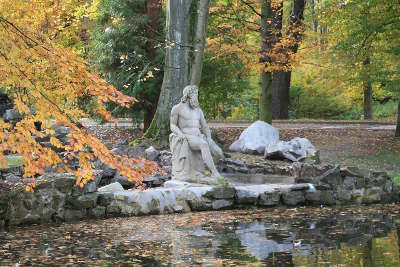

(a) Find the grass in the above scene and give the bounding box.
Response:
[0,155,24,169]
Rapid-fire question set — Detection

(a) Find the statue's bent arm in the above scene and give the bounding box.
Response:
[200,109,212,142]
[170,105,184,137]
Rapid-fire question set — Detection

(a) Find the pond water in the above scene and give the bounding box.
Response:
[1,204,400,266]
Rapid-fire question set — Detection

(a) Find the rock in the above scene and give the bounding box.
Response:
[64,209,86,222]
[145,146,160,161]
[351,188,365,204]
[319,190,336,205]
[98,182,124,193]
[112,172,136,188]
[343,177,356,190]
[126,145,146,158]
[259,191,281,206]
[110,147,124,155]
[204,186,236,199]
[337,189,352,202]
[363,187,382,204]
[85,170,104,193]
[229,121,279,154]
[292,163,333,180]
[265,138,317,162]
[68,193,98,209]
[340,166,370,178]
[212,199,233,210]
[305,191,321,203]
[4,173,22,183]
[143,174,169,187]
[282,191,305,206]
[106,201,122,215]
[89,206,106,219]
[159,151,172,167]
[235,187,260,205]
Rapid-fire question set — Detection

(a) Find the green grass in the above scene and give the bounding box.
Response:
[0,155,24,169]
[374,100,399,120]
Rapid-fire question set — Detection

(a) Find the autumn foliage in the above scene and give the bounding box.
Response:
[0,1,157,187]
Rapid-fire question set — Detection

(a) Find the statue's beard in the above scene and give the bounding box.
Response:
[189,97,199,109]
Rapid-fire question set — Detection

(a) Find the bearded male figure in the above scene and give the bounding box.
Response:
[170,85,225,183]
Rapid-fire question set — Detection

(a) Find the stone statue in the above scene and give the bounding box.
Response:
[170,85,225,184]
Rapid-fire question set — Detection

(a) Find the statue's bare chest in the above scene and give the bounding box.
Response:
[178,106,201,127]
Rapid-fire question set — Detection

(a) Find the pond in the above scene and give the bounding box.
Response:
[1,204,400,266]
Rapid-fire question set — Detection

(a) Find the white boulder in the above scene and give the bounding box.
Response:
[265,137,317,162]
[229,121,279,154]
[97,182,125,193]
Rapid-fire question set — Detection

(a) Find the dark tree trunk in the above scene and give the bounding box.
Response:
[145,0,162,60]
[259,0,281,123]
[396,96,400,137]
[145,0,195,140]
[272,0,305,119]
[363,57,373,120]
[143,0,162,132]
[272,71,291,119]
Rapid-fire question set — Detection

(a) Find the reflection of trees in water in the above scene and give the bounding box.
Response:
[1,208,400,266]
[182,212,397,266]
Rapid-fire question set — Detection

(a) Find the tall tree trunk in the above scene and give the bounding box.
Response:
[145,0,195,140]
[272,71,291,119]
[143,0,162,131]
[363,57,373,120]
[190,0,210,86]
[260,71,273,123]
[310,0,318,32]
[396,96,400,137]
[259,0,282,123]
[272,0,305,119]
[270,0,283,119]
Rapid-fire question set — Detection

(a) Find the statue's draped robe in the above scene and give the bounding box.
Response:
[170,133,223,180]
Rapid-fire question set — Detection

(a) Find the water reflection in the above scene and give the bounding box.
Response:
[1,205,400,266]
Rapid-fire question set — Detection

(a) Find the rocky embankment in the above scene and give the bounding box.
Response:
[0,157,398,227]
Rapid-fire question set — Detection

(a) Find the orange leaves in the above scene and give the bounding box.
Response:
[24,182,35,192]
[0,3,157,186]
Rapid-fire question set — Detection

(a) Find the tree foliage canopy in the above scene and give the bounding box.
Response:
[0,0,157,186]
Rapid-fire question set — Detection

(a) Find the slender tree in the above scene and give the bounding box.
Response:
[396,98,400,137]
[363,56,373,120]
[272,0,305,119]
[191,0,210,86]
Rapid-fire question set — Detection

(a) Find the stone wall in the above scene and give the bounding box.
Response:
[0,161,398,227]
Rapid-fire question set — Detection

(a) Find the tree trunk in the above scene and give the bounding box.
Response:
[259,71,273,123]
[190,0,210,86]
[396,96,400,137]
[145,0,162,60]
[272,71,291,119]
[363,57,373,120]
[310,0,318,32]
[259,0,281,123]
[143,0,162,132]
[145,0,195,140]
[272,0,305,119]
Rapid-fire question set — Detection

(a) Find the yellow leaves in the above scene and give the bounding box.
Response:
[50,137,64,149]
[24,182,35,192]
[0,1,157,185]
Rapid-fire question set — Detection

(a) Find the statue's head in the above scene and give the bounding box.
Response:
[181,85,199,109]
